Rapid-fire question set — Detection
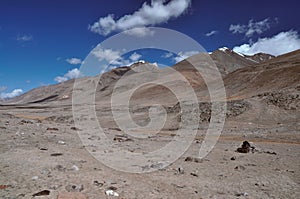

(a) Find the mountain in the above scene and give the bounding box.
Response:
[209,47,275,76]
[2,48,297,107]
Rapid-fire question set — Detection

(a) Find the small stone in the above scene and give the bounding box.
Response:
[177,167,184,174]
[264,151,277,155]
[51,153,63,157]
[58,140,66,145]
[235,192,248,197]
[54,165,66,172]
[234,165,246,170]
[184,157,193,162]
[71,165,79,171]
[93,180,104,187]
[70,127,80,131]
[230,156,236,160]
[47,127,59,131]
[32,176,39,180]
[65,184,84,192]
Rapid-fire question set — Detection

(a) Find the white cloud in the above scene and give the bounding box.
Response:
[129,52,142,62]
[91,47,148,73]
[205,30,218,37]
[229,18,275,37]
[92,47,141,65]
[66,58,82,65]
[233,30,300,56]
[0,86,7,92]
[92,47,123,63]
[162,52,174,58]
[229,24,246,34]
[17,34,33,41]
[89,0,191,36]
[124,27,155,37]
[54,68,81,83]
[174,51,199,63]
[0,89,23,99]
[54,76,68,83]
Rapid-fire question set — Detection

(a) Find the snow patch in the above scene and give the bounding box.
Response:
[235,51,245,57]
[218,47,230,52]
[245,57,258,63]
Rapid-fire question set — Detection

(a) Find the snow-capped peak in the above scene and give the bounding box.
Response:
[218,47,230,52]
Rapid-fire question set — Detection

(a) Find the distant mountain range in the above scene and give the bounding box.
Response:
[2,48,299,107]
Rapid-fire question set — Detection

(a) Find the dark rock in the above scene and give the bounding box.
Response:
[70,127,80,131]
[264,151,277,155]
[32,190,50,196]
[20,120,34,124]
[54,165,66,172]
[184,156,202,163]
[93,180,104,187]
[51,153,63,156]
[234,165,246,170]
[113,135,133,142]
[236,141,255,153]
[107,186,117,191]
[46,127,59,131]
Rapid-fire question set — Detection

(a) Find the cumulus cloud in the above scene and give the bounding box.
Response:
[91,47,147,73]
[54,68,82,83]
[174,51,199,63]
[162,52,174,58]
[92,47,123,64]
[92,47,143,65]
[205,30,218,37]
[89,0,191,36]
[129,52,142,62]
[66,58,82,65]
[229,18,276,37]
[17,34,33,41]
[0,89,23,99]
[233,30,300,56]
[124,27,155,37]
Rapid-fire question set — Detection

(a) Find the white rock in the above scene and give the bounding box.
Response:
[105,190,119,197]
[71,165,79,171]
[58,140,66,145]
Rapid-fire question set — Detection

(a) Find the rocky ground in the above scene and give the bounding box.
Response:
[1,50,299,198]
[0,101,299,199]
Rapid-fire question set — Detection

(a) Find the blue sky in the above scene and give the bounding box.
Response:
[0,0,299,98]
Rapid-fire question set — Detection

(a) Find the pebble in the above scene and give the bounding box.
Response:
[58,140,66,145]
[71,165,79,171]
[65,184,84,192]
